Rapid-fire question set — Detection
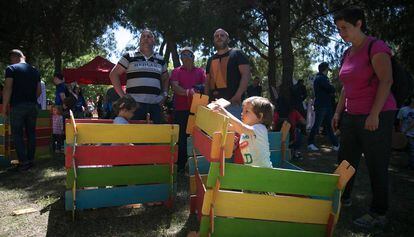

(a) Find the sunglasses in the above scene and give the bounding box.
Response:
[181,52,193,58]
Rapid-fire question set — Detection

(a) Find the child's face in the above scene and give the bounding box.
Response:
[241,102,261,126]
[119,108,135,120]
[52,107,58,115]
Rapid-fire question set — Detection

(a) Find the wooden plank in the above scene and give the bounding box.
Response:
[202,190,332,224]
[36,118,51,127]
[65,183,170,210]
[193,127,214,161]
[207,163,339,198]
[334,160,355,190]
[190,93,209,113]
[37,110,51,118]
[65,145,178,168]
[186,136,200,156]
[0,125,4,136]
[66,124,179,144]
[268,132,289,151]
[281,160,303,171]
[66,165,172,188]
[270,150,292,168]
[186,114,196,135]
[195,172,206,221]
[199,216,326,237]
[189,174,208,195]
[11,208,38,216]
[188,156,210,176]
[35,127,52,137]
[73,119,148,124]
[195,106,228,137]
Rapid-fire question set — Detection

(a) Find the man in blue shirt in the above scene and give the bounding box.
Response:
[307,62,339,151]
[2,49,41,171]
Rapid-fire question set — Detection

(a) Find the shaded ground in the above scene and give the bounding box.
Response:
[0,136,413,237]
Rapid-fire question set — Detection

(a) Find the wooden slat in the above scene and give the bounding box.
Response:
[193,128,233,161]
[37,110,51,118]
[72,119,148,124]
[195,172,206,221]
[0,125,4,136]
[186,114,196,135]
[186,136,201,156]
[207,163,338,198]
[65,183,170,210]
[65,124,179,144]
[65,145,178,168]
[281,160,303,171]
[202,190,332,224]
[195,106,228,137]
[35,127,52,137]
[189,174,208,195]
[268,132,289,151]
[36,118,51,127]
[190,93,209,113]
[188,156,210,176]
[66,165,173,188]
[199,216,326,237]
[270,150,292,168]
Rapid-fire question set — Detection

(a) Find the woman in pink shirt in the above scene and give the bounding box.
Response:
[170,47,206,172]
[332,7,397,229]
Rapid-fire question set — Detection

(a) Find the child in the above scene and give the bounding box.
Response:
[213,96,274,168]
[397,94,414,169]
[112,95,138,124]
[52,105,64,153]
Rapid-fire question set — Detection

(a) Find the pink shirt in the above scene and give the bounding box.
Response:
[339,36,396,115]
[170,66,206,111]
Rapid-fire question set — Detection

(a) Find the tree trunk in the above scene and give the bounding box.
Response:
[54,49,62,74]
[159,40,166,55]
[279,0,294,100]
[267,21,277,104]
[169,41,180,68]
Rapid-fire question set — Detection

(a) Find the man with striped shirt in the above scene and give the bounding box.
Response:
[110,29,169,124]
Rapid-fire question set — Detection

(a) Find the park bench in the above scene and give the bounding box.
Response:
[64,112,179,218]
[187,98,355,236]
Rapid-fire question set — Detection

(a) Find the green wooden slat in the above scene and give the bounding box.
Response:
[36,119,51,127]
[199,216,326,237]
[66,165,175,188]
[37,110,51,118]
[207,163,338,198]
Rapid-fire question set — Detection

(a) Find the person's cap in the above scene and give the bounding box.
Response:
[318,62,330,72]
[180,46,194,54]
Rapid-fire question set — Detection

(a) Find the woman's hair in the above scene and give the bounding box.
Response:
[112,95,137,115]
[334,7,366,32]
[242,96,275,128]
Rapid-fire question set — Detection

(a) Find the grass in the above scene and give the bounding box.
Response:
[0,136,413,237]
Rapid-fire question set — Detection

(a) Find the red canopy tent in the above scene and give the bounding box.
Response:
[63,56,126,85]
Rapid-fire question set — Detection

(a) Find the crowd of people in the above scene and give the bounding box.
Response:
[2,6,414,232]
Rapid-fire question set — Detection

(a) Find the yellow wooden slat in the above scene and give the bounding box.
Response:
[195,106,228,137]
[189,174,208,195]
[36,118,51,127]
[0,145,4,155]
[66,124,179,144]
[190,93,209,114]
[202,190,332,225]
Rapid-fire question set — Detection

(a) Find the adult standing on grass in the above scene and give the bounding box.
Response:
[204,28,251,119]
[170,47,206,172]
[110,29,169,124]
[332,7,397,229]
[2,49,41,171]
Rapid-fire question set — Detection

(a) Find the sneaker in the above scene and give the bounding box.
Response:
[307,144,319,151]
[353,213,387,229]
[332,145,340,152]
[341,198,352,207]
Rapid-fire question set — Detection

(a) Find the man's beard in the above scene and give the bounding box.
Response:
[214,41,228,50]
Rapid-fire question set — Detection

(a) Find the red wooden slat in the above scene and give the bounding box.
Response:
[233,147,244,164]
[65,145,178,168]
[35,127,52,137]
[193,127,213,161]
[195,172,206,221]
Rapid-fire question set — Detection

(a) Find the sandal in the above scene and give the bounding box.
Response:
[353,213,387,228]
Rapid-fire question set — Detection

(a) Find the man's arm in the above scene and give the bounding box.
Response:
[230,64,250,104]
[2,78,13,116]
[109,64,127,97]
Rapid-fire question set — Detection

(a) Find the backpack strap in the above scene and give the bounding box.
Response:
[340,47,351,69]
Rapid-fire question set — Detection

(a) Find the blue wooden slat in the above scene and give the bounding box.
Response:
[268,132,289,150]
[187,137,201,156]
[282,160,303,171]
[270,150,291,168]
[65,183,170,210]
[188,156,210,176]
[0,156,10,167]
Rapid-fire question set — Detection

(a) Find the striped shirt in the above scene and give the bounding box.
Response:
[118,50,168,104]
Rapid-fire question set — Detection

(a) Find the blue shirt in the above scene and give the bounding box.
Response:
[313,73,335,109]
[55,83,66,105]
